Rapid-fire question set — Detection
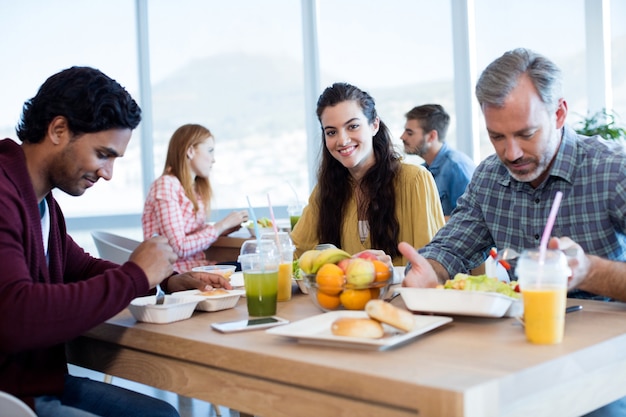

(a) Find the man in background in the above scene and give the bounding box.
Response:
[401,104,475,216]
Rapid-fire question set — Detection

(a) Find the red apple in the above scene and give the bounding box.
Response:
[337,258,351,274]
[356,251,377,261]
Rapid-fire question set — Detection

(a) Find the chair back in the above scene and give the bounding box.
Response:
[91,231,141,264]
[0,391,37,417]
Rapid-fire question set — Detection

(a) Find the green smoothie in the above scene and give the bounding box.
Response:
[290,215,301,230]
[243,270,279,316]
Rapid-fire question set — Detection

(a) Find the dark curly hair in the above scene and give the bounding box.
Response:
[16,66,141,143]
[315,82,402,258]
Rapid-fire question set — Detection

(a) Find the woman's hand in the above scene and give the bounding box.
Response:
[215,210,249,235]
[166,271,233,293]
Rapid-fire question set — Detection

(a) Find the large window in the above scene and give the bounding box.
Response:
[317,0,454,168]
[1,0,623,254]
[0,0,142,217]
[147,0,307,213]
[611,0,626,123]
[474,0,587,158]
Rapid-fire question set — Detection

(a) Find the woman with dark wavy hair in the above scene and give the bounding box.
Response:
[291,82,444,265]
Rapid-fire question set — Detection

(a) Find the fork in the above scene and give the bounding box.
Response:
[155,283,165,305]
[489,248,520,270]
[491,247,577,271]
[151,232,166,305]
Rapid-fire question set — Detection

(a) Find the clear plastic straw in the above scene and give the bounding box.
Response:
[246,196,260,244]
[286,181,300,205]
[539,191,563,262]
[266,193,281,247]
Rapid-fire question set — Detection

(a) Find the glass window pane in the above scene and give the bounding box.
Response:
[147,0,307,212]
[474,0,587,158]
[611,0,626,125]
[317,0,454,167]
[0,0,142,217]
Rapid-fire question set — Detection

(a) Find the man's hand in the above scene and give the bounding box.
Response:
[167,272,234,293]
[128,236,177,288]
[398,242,441,288]
[547,236,590,290]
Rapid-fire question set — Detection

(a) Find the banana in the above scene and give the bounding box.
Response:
[311,248,352,273]
[299,250,321,274]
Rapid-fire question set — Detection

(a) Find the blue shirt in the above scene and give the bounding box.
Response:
[420,127,626,282]
[424,142,475,215]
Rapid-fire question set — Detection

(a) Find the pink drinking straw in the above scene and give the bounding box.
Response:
[539,191,563,262]
[266,193,281,246]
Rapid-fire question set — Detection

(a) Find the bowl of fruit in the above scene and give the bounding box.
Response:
[299,248,393,312]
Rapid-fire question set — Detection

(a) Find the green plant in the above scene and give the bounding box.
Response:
[574,109,626,141]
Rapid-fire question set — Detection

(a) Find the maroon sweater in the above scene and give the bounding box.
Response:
[0,139,151,407]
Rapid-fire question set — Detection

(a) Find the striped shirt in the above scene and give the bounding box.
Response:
[420,126,626,297]
[142,175,219,273]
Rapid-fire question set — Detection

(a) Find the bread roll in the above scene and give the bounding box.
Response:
[365,299,415,332]
[331,317,384,339]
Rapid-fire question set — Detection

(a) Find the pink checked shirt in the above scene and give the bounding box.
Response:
[142,175,219,272]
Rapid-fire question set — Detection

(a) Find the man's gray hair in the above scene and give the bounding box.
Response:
[475,48,563,112]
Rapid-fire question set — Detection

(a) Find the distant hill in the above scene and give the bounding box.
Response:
[152,53,306,138]
[150,35,626,143]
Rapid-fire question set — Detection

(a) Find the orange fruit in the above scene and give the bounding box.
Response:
[315,263,345,295]
[373,260,392,282]
[370,287,380,299]
[340,289,372,310]
[316,291,341,310]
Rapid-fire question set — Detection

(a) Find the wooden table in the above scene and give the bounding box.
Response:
[66,295,626,417]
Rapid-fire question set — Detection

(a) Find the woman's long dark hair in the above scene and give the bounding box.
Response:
[315,82,401,258]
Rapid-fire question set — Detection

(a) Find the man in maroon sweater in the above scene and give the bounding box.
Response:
[0,67,231,416]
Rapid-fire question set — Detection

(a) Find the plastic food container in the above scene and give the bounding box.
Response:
[191,265,237,280]
[173,289,245,312]
[128,295,203,324]
[397,288,522,318]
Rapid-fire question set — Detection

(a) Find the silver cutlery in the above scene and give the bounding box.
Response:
[155,283,165,305]
[151,233,166,305]
[514,305,583,327]
[491,247,577,270]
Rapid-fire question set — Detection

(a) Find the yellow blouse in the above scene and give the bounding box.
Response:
[291,163,445,266]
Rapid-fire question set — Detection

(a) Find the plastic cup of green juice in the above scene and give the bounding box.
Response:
[288,203,303,230]
[238,240,280,316]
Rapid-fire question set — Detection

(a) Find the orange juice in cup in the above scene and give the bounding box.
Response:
[521,286,567,344]
[277,261,293,301]
[261,231,294,302]
[516,249,571,345]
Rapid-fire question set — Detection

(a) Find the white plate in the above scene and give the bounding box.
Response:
[266,310,452,351]
[229,272,244,287]
[397,287,523,318]
[173,289,245,312]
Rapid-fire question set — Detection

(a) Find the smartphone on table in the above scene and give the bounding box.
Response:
[211,316,289,333]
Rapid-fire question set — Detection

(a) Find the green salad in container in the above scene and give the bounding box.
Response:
[439,273,521,299]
